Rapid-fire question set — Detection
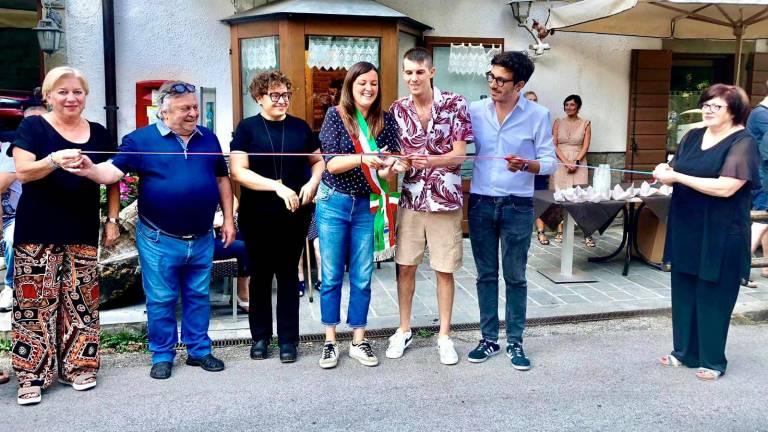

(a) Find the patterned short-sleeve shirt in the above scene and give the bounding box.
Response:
[390,88,473,212]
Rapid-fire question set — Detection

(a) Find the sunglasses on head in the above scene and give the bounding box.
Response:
[160,82,196,102]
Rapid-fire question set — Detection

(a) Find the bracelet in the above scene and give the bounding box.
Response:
[47,154,58,169]
[106,217,120,225]
[360,153,363,166]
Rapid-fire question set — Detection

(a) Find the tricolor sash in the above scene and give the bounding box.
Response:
[347,108,400,261]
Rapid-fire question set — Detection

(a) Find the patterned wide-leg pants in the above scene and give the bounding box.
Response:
[11,244,100,389]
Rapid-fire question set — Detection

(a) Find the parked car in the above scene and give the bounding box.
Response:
[0,90,39,143]
[675,108,704,144]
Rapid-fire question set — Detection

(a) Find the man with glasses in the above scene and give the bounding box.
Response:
[74,81,236,379]
[466,52,556,370]
[386,47,472,365]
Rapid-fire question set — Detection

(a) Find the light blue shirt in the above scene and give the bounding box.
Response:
[469,96,556,197]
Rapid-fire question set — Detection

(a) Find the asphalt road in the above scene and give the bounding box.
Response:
[1,316,767,432]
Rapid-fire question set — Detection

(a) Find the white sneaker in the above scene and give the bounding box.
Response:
[437,336,459,365]
[319,341,339,369]
[349,340,379,367]
[385,328,413,359]
[0,287,12,312]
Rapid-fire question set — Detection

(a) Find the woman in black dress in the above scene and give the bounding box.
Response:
[654,84,759,381]
[230,70,324,363]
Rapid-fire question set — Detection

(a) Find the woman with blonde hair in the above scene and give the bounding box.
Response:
[10,66,118,405]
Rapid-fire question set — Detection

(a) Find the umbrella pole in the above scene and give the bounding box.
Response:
[734,25,744,86]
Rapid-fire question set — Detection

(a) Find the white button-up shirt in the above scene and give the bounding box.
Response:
[469,96,556,197]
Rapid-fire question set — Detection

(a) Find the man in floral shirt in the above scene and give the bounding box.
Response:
[386,47,472,365]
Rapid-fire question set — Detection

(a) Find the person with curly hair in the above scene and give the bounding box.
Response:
[230,70,324,363]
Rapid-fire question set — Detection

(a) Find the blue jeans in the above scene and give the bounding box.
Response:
[3,218,14,288]
[316,183,374,328]
[135,219,214,364]
[468,193,533,345]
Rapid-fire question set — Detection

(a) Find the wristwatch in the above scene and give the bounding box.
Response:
[106,217,120,225]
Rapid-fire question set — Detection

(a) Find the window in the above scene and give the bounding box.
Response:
[240,36,279,118]
[305,36,381,130]
[426,37,504,177]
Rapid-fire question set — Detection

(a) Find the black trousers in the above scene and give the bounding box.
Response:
[670,238,742,373]
[241,207,311,344]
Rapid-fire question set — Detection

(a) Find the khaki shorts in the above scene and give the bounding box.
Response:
[395,208,463,273]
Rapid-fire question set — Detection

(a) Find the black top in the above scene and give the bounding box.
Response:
[664,127,759,283]
[11,115,114,246]
[319,107,400,196]
[230,114,319,217]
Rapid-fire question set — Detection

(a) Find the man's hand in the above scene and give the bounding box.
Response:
[298,179,320,206]
[276,184,300,212]
[61,153,92,175]
[408,154,430,170]
[102,222,120,247]
[220,218,236,248]
[505,154,526,172]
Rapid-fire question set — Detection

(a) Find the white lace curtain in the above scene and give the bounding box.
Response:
[308,36,380,70]
[448,43,502,76]
[242,36,279,71]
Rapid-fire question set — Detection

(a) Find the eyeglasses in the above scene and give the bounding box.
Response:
[701,103,726,113]
[485,71,515,87]
[159,82,196,102]
[265,92,292,103]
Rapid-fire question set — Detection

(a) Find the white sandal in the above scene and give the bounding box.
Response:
[660,354,683,367]
[59,372,97,391]
[17,386,42,405]
[696,367,722,381]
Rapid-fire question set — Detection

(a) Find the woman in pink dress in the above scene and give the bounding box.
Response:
[551,94,595,247]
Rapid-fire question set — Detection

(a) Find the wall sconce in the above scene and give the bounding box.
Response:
[508,0,533,24]
[32,5,64,55]
[508,1,551,59]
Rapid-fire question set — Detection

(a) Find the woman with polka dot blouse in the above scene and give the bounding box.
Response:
[316,62,407,369]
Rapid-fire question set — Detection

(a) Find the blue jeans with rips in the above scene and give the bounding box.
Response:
[316,183,374,328]
[135,219,214,364]
[468,193,533,345]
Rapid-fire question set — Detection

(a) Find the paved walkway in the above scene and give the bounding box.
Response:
[2,226,768,339]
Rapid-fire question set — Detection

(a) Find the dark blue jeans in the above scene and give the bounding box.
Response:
[468,193,533,345]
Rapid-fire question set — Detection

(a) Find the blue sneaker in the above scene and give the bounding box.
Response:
[298,281,306,297]
[467,339,500,363]
[506,343,531,371]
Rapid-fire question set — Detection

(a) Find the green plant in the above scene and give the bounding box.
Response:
[415,329,434,339]
[100,330,148,353]
[0,338,11,353]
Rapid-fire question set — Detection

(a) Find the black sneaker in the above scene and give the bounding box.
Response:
[506,343,531,371]
[467,339,500,363]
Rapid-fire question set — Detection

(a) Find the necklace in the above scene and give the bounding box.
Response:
[412,95,433,131]
[261,115,285,183]
[562,117,581,140]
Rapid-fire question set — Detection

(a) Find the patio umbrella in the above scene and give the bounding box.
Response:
[548,0,768,83]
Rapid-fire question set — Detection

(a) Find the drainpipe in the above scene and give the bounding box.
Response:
[102,0,118,145]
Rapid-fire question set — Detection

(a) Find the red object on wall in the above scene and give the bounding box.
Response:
[135,80,167,129]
